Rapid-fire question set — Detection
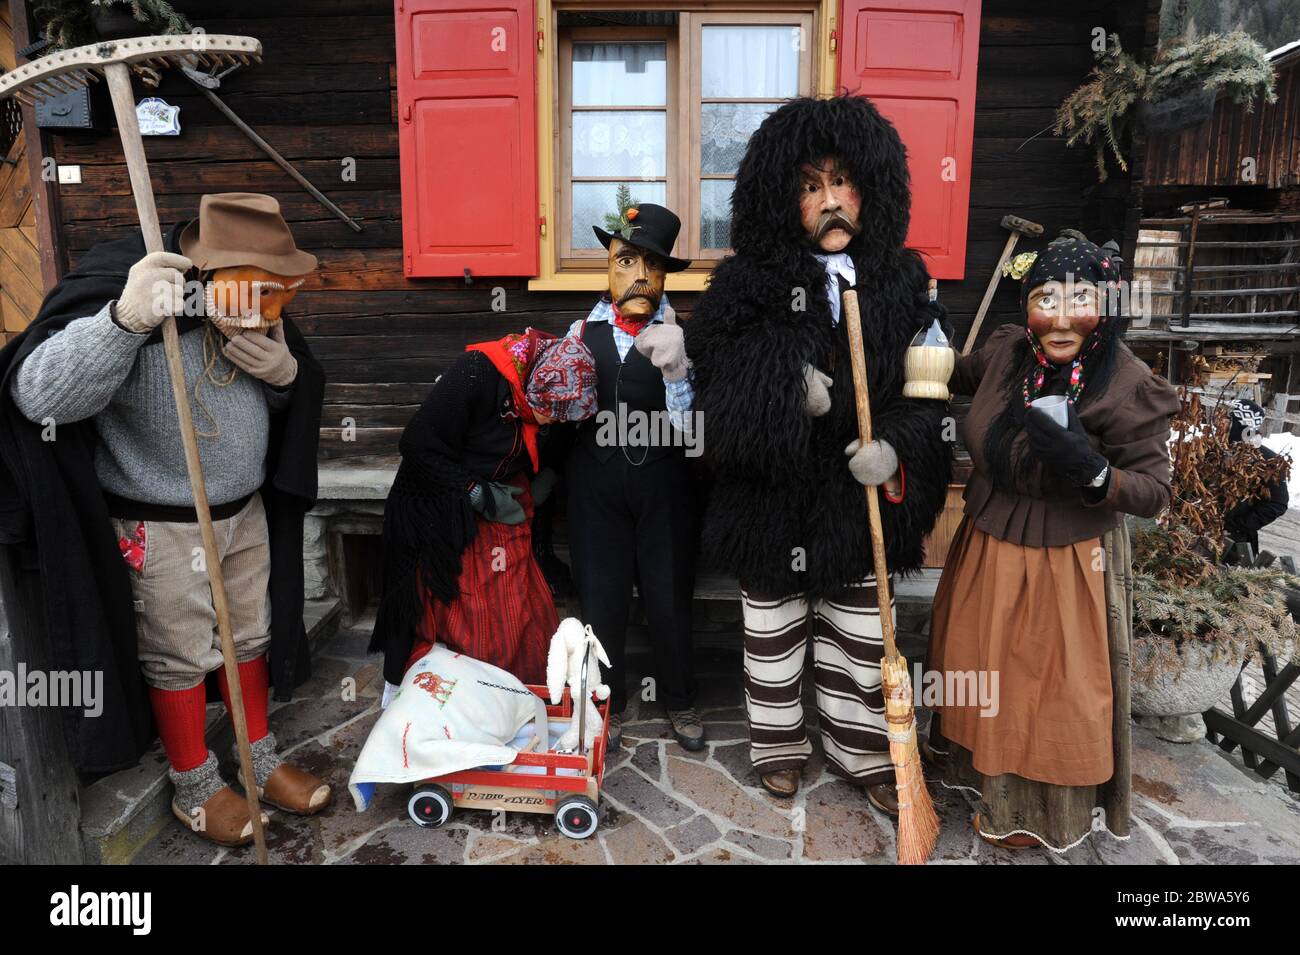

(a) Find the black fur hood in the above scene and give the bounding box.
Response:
[731,94,911,276]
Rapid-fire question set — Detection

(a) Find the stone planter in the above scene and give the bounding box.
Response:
[1131,628,1246,742]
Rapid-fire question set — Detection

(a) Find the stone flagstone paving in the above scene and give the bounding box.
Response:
[132,622,1300,865]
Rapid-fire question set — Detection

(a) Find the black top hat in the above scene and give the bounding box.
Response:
[592,203,692,272]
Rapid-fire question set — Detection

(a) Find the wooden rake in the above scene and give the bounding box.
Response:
[1,34,271,864]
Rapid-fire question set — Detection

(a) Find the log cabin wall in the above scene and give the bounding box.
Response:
[1144,47,1300,194]
[44,0,1154,462]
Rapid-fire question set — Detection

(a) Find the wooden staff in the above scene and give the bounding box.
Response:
[842,289,940,865]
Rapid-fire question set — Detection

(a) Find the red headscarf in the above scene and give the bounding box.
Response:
[466,328,553,472]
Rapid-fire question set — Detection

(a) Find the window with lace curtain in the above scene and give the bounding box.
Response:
[557,10,814,270]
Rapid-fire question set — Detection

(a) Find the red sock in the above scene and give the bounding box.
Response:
[148,685,209,773]
[217,656,270,743]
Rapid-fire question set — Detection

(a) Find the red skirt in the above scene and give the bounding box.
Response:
[406,481,557,685]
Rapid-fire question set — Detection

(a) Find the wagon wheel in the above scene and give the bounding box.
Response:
[408,785,453,829]
[554,795,600,839]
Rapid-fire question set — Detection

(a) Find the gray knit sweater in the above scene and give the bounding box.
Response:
[10,303,290,507]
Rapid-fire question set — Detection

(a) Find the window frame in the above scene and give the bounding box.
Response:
[558,26,679,269]
[532,0,837,292]
[687,11,815,259]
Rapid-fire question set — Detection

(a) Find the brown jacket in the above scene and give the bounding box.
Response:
[955,324,1180,547]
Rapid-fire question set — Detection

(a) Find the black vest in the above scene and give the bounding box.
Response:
[576,318,678,465]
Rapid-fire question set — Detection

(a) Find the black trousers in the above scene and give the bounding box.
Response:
[566,446,697,714]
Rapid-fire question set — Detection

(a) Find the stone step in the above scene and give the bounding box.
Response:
[77,597,342,865]
[550,542,942,606]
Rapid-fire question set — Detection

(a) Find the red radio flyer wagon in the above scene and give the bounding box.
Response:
[406,681,611,840]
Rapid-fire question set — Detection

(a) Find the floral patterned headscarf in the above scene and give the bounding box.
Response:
[465,328,597,470]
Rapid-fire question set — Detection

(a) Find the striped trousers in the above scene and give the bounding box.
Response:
[742,579,894,784]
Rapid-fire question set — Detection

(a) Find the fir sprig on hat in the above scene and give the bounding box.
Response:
[603,184,643,241]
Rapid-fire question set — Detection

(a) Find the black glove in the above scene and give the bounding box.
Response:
[1025,404,1107,488]
[914,296,954,339]
[471,481,526,525]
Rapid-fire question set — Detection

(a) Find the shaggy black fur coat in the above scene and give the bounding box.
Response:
[684,95,952,600]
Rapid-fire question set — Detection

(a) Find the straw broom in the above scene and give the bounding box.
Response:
[841,289,940,865]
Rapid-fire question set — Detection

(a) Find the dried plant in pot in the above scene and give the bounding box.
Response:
[1130,364,1297,742]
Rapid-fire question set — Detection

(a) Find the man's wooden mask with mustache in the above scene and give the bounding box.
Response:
[206,266,308,338]
[608,237,666,319]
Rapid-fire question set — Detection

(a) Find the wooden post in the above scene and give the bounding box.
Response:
[1179,202,1201,330]
[0,544,83,863]
[9,0,65,290]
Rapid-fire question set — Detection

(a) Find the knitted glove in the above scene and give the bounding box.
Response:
[530,467,558,508]
[1025,405,1107,487]
[845,438,899,486]
[112,251,192,334]
[803,364,832,417]
[222,322,298,388]
[472,481,525,525]
[634,305,688,382]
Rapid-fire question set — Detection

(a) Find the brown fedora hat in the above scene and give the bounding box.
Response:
[179,193,318,274]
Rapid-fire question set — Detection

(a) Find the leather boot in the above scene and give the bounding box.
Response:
[760,769,800,798]
[866,782,899,816]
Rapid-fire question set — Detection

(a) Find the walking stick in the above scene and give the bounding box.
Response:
[2,35,271,864]
[842,289,940,865]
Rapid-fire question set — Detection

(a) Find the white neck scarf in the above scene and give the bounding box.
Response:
[816,252,856,326]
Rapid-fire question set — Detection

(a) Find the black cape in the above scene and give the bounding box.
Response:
[0,223,324,774]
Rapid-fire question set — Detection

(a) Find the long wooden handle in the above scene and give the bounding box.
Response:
[183,76,364,233]
[105,63,268,865]
[841,290,899,663]
[962,231,1020,356]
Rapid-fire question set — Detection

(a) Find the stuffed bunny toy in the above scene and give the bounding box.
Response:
[546,617,611,752]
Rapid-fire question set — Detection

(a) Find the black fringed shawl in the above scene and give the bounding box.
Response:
[370,351,508,685]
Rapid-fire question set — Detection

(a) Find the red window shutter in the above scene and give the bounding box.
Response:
[838,0,981,279]
[395,0,538,277]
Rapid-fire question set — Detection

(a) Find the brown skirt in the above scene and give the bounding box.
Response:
[928,517,1133,851]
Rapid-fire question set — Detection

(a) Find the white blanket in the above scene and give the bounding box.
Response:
[349,644,546,811]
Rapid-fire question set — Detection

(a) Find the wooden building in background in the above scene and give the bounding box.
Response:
[9,0,1160,603]
[1,0,1180,862]
[1133,40,1300,433]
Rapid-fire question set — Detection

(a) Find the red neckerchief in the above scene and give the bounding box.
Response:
[612,302,651,337]
[465,328,553,471]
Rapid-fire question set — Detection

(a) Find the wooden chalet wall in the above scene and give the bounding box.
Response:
[45,0,1153,461]
[1144,48,1300,194]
